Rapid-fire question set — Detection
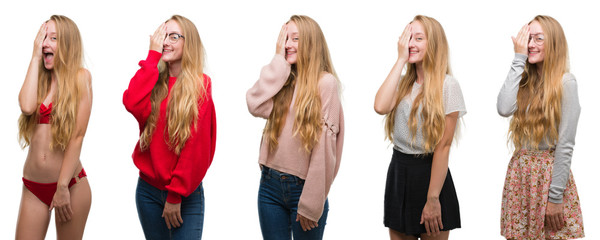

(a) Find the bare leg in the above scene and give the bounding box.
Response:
[56,178,91,240]
[16,185,52,240]
[390,228,418,240]
[420,231,449,240]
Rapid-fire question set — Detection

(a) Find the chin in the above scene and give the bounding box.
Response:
[44,64,54,70]
[408,55,423,64]
[286,58,297,65]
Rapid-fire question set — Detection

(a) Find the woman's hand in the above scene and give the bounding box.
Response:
[420,197,443,236]
[296,213,318,231]
[49,186,73,222]
[397,23,412,62]
[150,23,166,53]
[32,22,47,59]
[545,202,565,231]
[512,24,530,55]
[275,24,287,56]
[162,202,183,229]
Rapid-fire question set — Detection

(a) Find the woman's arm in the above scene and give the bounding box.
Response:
[19,23,47,115]
[297,74,344,229]
[420,111,458,236]
[50,69,92,222]
[374,24,411,115]
[246,25,291,118]
[497,24,530,117]
[546,75,581,231]
[123,23,166,126]
[162,76,216,229]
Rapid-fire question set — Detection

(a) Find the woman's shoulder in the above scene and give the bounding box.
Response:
[318,72,339,91]
[77,68,92,93]
[78,68,92,82]
[202,73,212,86]
[562,72,576,84]
[443,74,462,89]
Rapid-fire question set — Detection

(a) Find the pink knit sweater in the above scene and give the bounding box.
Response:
[246,54,344,222]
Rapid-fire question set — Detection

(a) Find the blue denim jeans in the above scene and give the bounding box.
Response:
[258,166,328,240]
[136,178,204,240]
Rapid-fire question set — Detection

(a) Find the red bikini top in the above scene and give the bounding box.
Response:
[39,102,52,124]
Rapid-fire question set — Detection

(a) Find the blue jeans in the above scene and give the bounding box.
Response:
[136,178,204,240]
[258,166,328,240]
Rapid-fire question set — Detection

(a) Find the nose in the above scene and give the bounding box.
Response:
[285,37,292,49]
[408,37,416,48]
[528,37,535,48]
[42,35,50,48]
[163,35,170,47]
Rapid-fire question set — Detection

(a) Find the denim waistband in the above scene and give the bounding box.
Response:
[261,166,305,184]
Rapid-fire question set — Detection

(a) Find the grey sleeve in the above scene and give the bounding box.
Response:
[497,54,528,117]
[549,75,581,203]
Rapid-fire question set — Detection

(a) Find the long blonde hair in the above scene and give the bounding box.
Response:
[384,15,451,153]
[18,15,87,150]
[509,15,568,150]
[140,15,206,155]
[264,15,338,152]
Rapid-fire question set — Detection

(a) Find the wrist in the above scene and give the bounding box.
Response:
[57,184,69,190]
[427,195,439,201]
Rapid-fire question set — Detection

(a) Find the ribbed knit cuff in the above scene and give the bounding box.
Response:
[167,191,182,204]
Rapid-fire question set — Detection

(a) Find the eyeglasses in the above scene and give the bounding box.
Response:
[529,33,544,46]
[167,33,185,44]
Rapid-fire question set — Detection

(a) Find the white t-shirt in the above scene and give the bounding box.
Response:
[393,75,467,154]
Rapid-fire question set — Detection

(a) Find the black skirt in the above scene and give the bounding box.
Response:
[384,149,461,235]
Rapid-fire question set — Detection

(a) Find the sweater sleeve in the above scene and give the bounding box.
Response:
[497,53,527,117]
[549,75,580,203]
[246,54,291,118]
[123,50,162,128]
[165,76,217,203]
[297,74,344,222]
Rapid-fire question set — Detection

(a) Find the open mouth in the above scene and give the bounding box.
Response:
[44,52,54,62]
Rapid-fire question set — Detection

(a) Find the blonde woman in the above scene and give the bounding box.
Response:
[16,15,92,239]
[498,15,584,239]
[123,15,216,239]
[247,15,344,240]
[374,15,465,240]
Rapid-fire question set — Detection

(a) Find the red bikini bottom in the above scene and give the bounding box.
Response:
[22,168,87,206]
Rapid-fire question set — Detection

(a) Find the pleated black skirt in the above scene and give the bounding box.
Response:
[384,149,461,236]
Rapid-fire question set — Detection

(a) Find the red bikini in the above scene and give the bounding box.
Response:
[38,102,51,124]
[22,102,88,206]
[22,169,87,206]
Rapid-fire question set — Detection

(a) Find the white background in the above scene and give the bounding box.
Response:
[1,0,598,239]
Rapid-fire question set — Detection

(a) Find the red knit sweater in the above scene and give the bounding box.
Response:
[123,50,216,203]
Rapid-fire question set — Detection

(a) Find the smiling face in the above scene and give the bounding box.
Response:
[162,20,184,63]
[408,21,427,64]
[528,21,545,65]
[42,20,58,70]
[285,21,299,64]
